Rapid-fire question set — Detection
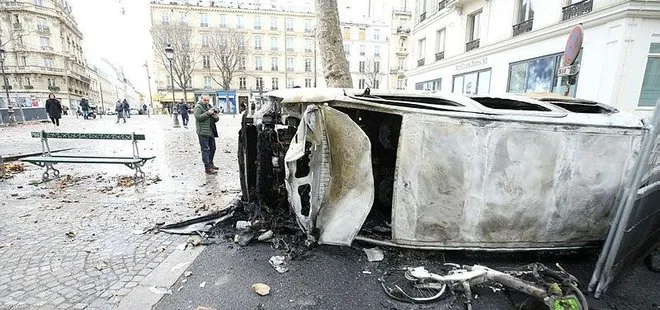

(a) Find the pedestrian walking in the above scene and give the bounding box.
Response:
[45,93,62,127]
[178,99,190,128]
[194,95,219,175]
[142,103,148,117]
[80,98,90,119]
[115,100,126,123]
[122,99,130,118]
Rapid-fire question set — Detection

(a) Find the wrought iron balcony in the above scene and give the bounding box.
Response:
[466,39,480,52]
[417,58,425,67]
[512,19,533,37]
[438,0,447,11]
[435,51,444,61]
[562,0,593,21]
[419,12,427,22]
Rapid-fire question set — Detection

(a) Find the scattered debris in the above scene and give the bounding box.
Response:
[153,246,167,253]
[0,242,12,248]
[235,220,251,230]
[177,286,184,292]
[269,256,289,274]
[10,193,18,197]
[194,306,216,310]
[258,230,274,241]
[251,283,270,296]
[158,203,237,235]
[199,281,206,288]
[0,162,25,179]
[117,176,136,187]
[18,213,31,218]
[65,231,77,238]
[362,270,372,275]
[187,236,202,247]
[95,261,110,271]
[234,232,255,246]
[184,271,193,277]
[363,247,384,262]
[647,248,660,272]
[148,286,173,295]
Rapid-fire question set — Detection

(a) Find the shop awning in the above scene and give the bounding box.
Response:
[159,92,196,102]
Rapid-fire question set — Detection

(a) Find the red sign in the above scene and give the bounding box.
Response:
[563,24,584,66]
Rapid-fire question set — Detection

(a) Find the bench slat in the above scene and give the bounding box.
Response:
[30,132,146,140]
[48,154,156,160]
[21,156,145,165]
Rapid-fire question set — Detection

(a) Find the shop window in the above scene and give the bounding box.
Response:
[507,52,581,97]
[452,69,491,95]
[414,78,441,91]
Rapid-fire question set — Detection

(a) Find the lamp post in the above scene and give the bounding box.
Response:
[164,44,180,128]
[0,47,16,125]
[143,61,153,118]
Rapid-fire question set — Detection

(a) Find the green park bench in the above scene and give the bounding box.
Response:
[20,131,155,181]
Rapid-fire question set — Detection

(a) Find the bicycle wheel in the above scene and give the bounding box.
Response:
[380,268,449,303]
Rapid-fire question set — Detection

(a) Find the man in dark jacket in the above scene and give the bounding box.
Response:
[122,99,130,118]
[194,95,219,174]
[178,99,190,128]
[115,100,126,123]
[45,93,62,127]
[80,98,90,119]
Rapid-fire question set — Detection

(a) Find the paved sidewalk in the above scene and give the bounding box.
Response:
[0,114,241,309]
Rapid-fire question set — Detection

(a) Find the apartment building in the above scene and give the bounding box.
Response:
[150,1,323,113]
[0,0,91,121]
[388,2,413,90]
[407,0,660,116]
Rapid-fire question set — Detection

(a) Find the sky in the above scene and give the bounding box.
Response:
[67,0,154,95]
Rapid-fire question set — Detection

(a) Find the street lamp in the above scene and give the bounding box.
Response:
[0,47,16,125]
[143,61,153,118]
[164,44,180,128]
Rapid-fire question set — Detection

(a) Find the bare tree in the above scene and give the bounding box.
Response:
[360,58,383,89]
[315,0,352,88]
[208,29,246,112]
[151,23,200,104]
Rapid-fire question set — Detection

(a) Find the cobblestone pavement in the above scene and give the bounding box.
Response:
[0,114,242,309]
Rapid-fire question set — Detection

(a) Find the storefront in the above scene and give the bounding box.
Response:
[507,52,581,97]
[414,78,442,91]
[216,90,236,114]
[452,68,491,95]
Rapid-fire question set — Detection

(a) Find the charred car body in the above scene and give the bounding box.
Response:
[238,88,646,251]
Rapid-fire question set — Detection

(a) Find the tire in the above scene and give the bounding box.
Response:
[238,124,258,202]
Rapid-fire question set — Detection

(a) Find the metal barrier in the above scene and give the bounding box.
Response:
[0,107,48,124]
[590,99,660,298]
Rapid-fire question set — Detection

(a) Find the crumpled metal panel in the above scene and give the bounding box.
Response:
[285,105,374,246]
[392,114,642,249]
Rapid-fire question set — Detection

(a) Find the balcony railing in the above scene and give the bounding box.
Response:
[396,47,408,54]
[466,39,480,52]
[396,26,411,34]
[13,23,22,30]
[435,51,444,61]
[438,0,447,11]
[37,26,50,34]
[419,12,427,22]
[562,0,593,21]
[512,19,533,37]
[417,58,425,67]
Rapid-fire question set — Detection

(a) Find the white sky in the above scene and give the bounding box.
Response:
[67,0,154,95]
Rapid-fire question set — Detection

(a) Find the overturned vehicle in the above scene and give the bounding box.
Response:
[237,88,646,251]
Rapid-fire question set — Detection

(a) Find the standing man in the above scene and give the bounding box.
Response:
[122,99,130,118]
[80,98,90,119]
[115,100,126,123]
[45,93,62,127]
[178,99,190,129]
[194,95,219,175]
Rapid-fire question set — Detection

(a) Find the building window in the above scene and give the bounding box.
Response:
[304,78,312,87]
[271,57,279,71]
[373,79,380,89]
[359,61,365,73]
[342,27,350,40]
[453,69,491,95]
[398,58,406,71]
[304,58,312,72]
[204,76,212,88]
[200,13,208,27]
[202,55,211,69]
[47,78,56,87]
[40,37,50,49]
[271,77,279,90]
[374,46,380,57]
[239,57,246,70]
[467,10,482,42]
[358,78,365,89]
[237,15,244,29]
[161,12,170,24]
[255,56,262,70]
[517,0,534,23]
[374,29,381,40]
[179,13,188,24]
[34,0,43,6]
[414,78,441,91]
[359,45,365,56]
[305,39,313,52]
[25,77,31,86]
[435,28,446,59]
[201,35,209,47]
[254,16,261,29]
[44,57,53,68]
[344,44,350,55]
[254,36,262,50]
[508,52,580,97]
[256,77,264,89]
[397,77,405,90]
[286,57,294,71]
[374,61,380,73]
[359,27,366,41]
[286,18,293,31]
[417,38,426,66]
[305,19,313,32]
[270,17,278,30]
[286,37,294,52]
[287,78,294,88]
[37,17,47,31]
[270,37,278,51]
[639,43,660,107]
[239,77,246,89]
[220,15,227,27]
[20,56,27,67]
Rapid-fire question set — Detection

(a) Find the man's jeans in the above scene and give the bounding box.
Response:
[116,111,126,123]
[198,135,216,169]
[181,113,189,127]
[82,110,89,119]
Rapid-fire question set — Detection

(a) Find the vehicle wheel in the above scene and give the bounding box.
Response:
[238,125,258,202]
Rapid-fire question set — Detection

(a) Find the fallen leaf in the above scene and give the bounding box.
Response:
[184,271,192,277]
[65,231,77,238]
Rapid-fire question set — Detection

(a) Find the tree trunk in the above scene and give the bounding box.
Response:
[315,0,352,88]
[182,88,188,105]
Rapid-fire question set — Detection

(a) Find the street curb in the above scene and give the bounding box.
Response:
[117,245,205,310]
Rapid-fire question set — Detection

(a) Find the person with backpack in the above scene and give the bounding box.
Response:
[122,99,130,118]
[115,100,126,123]
[80,98,90,119]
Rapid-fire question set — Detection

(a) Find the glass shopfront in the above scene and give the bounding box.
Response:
[507,52,581,97]
[452,68,491,95]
